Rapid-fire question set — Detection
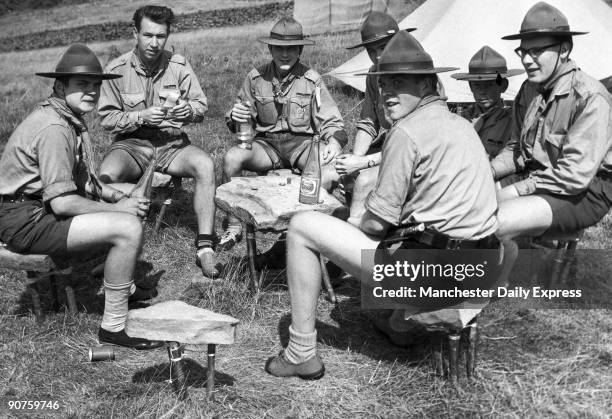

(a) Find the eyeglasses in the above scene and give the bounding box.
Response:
[514,43,560,59]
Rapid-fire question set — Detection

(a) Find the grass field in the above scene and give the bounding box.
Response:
[1,15,612,419]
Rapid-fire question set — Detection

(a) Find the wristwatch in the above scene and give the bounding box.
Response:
[136,111,144,126]
[367,157,377,168]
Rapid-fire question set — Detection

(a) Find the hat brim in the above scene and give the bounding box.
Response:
[361,66,459,76]
[258,37,315,46]
[502,30,588,40]
[346,28,417,50]
[36,72,121,80]
[451,68,525,80]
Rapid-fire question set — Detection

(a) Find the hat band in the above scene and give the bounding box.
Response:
[362,30,397,44]
[270,31,305,41]
[378,60,434,72]
[469,66,507,74]
[520,25,570,33]
[55,65,103,74]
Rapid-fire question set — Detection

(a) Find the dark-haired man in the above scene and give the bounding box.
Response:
[98,5,220,278]
[0,44,161,349]
[492,2,612,244]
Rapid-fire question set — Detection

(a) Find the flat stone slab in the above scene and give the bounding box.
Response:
[215,169,347,231]
[126,300,239,345]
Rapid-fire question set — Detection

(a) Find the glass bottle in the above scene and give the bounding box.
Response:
[130,159,156,220]
[236,100,254,150]
[299,135,321,205]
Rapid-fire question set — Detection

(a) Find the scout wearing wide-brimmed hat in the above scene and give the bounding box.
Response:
[0,43,163,350]
[265,31,499,378]
[334,12,416,227]
[491,2,612,253]
[451,46,524,158]
[219,17,348,251]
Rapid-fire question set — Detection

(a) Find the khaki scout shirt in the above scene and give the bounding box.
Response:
[463,101,512,159]
[98,49,207,137]
[226,61,347,146]
[355,66,391,140]
[0,102,79,202]
[366,96,498,240]
[491,61,612,196]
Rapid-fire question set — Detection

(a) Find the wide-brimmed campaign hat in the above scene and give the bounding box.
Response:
[451,46,524,81]
[346,11,416,50]
[258,17,315,46]
[363,31,458,75]
[36,43,121,79]
[502,1,587,40]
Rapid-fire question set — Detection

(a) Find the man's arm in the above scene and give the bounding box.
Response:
[225,74,256,133]
[49,193,148,218]
[360,210,390,238]
[312,79,348,148]
[514,91,612,196]
[176,59,207,123]
[353,72,381,155]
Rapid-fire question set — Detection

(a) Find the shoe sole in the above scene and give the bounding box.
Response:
[98,339,164,350]
[298,366,325,380]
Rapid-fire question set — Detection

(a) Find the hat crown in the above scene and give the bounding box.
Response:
[270,17,305,39]
[520,1,570,33]
[360,11,399,44]
[469,46,507,74]
[378,31,433,71]
[54,43,104,74]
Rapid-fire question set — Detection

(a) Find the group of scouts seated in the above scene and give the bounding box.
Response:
[0,3,610,379]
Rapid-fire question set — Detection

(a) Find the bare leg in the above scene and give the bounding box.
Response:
[286,212,379,333]
[496,195,553,241]
[166,145,216,235]
[223,143,275,182]
[99,149,143,183]
[347,167,379,226]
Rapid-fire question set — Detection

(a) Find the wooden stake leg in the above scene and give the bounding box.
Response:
[448,332,460,383]
[466,322,479,379]
[167,342,187,400]
[320,256,336,304]
[207,344,216,401]
[246,224,260,291]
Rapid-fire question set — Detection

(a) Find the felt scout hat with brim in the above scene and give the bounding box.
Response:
[346,11,416,50]
[363,31,458,75]
[502,1,587,40]
[258,17,315,46]
[451,46,524,81]
[36,43,121,79]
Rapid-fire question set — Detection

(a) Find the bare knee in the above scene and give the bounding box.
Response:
[288,212,318,247]
[223,147,247,176]
[355,169,377,191]
[110,214,143,247]
[188,151,215,183]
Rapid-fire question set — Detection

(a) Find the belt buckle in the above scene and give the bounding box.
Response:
[447,239,461,250]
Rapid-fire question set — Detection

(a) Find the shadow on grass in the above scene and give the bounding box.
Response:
[132,358,235,389]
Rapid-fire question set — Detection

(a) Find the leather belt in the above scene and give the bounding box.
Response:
[596,171,612,182]
[383,226,499,250]
[0,194,42,204]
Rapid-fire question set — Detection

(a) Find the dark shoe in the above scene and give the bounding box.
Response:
[196,251,220,278]
[217,228,242,251]
[128,286,158,303]
[98,328,164,350]
[265,350,325,380]
[372,317,413,348]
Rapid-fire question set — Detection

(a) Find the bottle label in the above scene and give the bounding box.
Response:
[299,177,320,196]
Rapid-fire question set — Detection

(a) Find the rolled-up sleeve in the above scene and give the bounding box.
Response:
[531,92,612,195]
[98,74,140,135]
[365,128,416,225]
[313,80,348,147]
[355,72,379,140]
[180,60,207,123]
[36,125,78,202]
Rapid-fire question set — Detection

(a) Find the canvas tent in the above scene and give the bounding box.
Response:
[294,0,406,35]
[327,0,612,102]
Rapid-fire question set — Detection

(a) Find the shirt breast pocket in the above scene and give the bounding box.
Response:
[254,95,277,126]
[288,95,311,128]
[120,92,146,111]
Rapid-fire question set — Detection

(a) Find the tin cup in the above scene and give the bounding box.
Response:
[89,345,115,362]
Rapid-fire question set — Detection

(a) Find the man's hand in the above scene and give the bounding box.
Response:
[167,100,192,121]
[114,196,150,218]
[322,139,342,165]
[231,101,251,123]
[335,154,368,175]
[139,106,166,126]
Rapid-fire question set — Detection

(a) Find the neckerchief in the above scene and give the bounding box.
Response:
[133,50,163,107]
[45,95,104,199]
[271,61,299,105]
[473,100,505,132]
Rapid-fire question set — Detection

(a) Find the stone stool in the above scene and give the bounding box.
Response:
[215,170,348,298]
[0,243,75,321]
[125,300,239,400]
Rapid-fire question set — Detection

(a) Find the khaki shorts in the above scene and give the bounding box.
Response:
[108,131,190,173]
[255,132,312,170]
